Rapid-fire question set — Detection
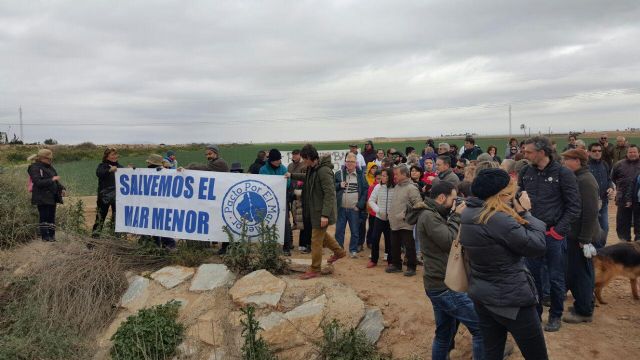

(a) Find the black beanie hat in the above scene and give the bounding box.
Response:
[268,148,282,161]
[471,168,511,200]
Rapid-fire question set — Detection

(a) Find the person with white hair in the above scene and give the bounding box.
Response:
[28,149,66,241]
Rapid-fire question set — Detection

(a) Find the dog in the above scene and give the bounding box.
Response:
[593,241,640,304]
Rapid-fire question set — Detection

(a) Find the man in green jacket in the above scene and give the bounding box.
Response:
[406,181,485,360]
[290,144,346,279]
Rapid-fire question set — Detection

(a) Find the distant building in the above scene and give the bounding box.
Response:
[0,132,8,144]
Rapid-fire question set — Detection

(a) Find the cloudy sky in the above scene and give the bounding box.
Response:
[1,0,639,144]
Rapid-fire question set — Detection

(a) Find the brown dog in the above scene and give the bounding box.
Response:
[594,242,640,304]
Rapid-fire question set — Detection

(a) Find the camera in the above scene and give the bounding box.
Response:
[455,197,465,206]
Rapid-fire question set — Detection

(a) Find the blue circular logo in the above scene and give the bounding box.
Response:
[222,180,280,237]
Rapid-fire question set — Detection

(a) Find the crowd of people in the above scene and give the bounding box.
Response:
[26,133,640,359]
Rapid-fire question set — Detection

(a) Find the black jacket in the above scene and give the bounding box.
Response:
[627,174,640,205]
[568,167,601,244]
[460,197,547,307]
[587,158,613,201]
[28,162,64,206]
[612,159,640,206]
[96,160,123,192]
[248,158,266,174]
[518,160,580,236]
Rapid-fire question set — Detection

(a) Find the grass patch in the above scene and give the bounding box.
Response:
[223,223,289,275]
[0,168,39,249]
[241,305,278,360]
[110,300,185,360]
[316,320,390,360]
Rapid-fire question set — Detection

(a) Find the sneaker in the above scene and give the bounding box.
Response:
[283,250,292,257]
[350,251,358,258]
[357,245,364,253]
[301,247,311,254]
[385,265,402,273]
[562,311,593,324]
[299,271,319,280]
[544,317,562,332]
[366,261,377,268]
[298,246,306,252]
[327,252,346,264]
[403,269,416,277]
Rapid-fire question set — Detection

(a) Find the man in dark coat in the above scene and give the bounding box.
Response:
[248,150,267,174]
[186,144,230,172]
[519,136,580,332]
[587,142,615,248]
[612,144,640,241]
[561,149,601,324]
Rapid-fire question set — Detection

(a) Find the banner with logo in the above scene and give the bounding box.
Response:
[282,149,349,171]
[115,168,287,242]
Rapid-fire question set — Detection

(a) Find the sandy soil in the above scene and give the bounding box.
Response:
[10,198,639,359]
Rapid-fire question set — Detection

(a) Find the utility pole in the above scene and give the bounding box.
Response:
[508,104,512,136]
[19,106,23,142]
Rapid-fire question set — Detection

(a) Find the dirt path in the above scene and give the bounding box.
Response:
[66,198,640,359]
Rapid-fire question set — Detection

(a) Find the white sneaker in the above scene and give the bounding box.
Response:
[350,251,358,258]
[298,246,306,251]
[384,253,388,260]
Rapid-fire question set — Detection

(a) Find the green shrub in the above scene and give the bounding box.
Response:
[316,320,390,360]
[241,305,277,360]
[110,300,185,360]
[223,223,289,275]
[0,169,39,249]
[57,198,88,235]
[170,240,213,267]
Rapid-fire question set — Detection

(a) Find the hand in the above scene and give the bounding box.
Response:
[61,190,67,197]
[454,202,466,215]
[516,191,532,211]
[177,167,185,172]
[284,172,291,179]
[607,188,615,200]
[582,244,597,258]
[626,202,633,208]
[320,216,329,228]
[127,164,134,168]
[341,181,347,189]
[109,166,118,172]
[52,176,61,181]
[353,206,360,211]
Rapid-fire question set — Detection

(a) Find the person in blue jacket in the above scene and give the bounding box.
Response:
[260,149,292,255]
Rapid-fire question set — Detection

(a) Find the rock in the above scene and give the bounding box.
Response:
[324,284,366,329]
[150,266,195,289]
[288,258,334,274]
[229,269,286,308]
[189,264,235,292]
[120,276,150,310]
[176,339,201,357]
[208,348,226,360]
[357,308,385,344]
[187,309,226,346]
[259,295,327,350]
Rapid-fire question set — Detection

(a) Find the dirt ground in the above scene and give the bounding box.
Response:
[7,198,639,359]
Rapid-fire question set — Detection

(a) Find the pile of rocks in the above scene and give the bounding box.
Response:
[97,263,386,360]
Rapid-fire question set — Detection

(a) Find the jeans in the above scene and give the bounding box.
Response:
[358,211,368,246]
[37,204,57,240]
[526,234,566,319]
[594,198,609,248]
[474,302,548,360]
[566,239,595,316]
[414,225,421,257]
[335,207,362,253]
[283,203,293,251]
[426,289,485,360]
[365,214,376,247]
[616,204,640,241]
[370,217,391,264]
[391,229,416,270]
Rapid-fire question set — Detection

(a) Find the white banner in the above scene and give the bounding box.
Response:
[115,168,287,242]
[282,149,349,171]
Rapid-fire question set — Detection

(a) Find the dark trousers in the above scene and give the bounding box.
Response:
[37,204,57,240]
[365,214,375,247]
[474,302,548,360]
[594,198,609,248]
[616,204,640,241]
[370,218,391,264]
[283,205,293,251]
[525,235,566,320]
[566,239,595,316]
[358,212,367,246]
[391,229,415,270]
[299,215,312,248]
[92,198,116,236]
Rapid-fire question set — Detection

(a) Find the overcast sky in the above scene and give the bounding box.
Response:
[1,0,639,144]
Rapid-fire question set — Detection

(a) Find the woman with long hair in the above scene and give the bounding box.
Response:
[92,147,123,237]
[366,167,395,267]
[460,168,548,359]
[28,149,66,241]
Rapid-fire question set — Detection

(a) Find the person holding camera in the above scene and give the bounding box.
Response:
[461,168,548,359]
[406,181,485,360]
